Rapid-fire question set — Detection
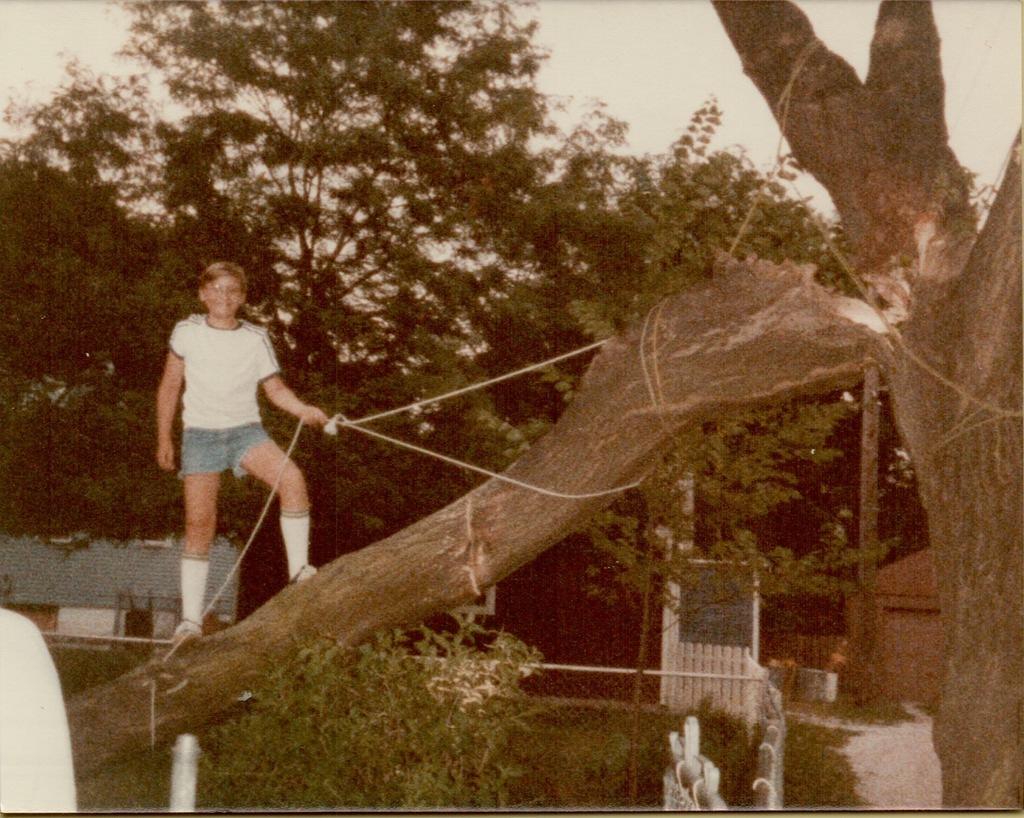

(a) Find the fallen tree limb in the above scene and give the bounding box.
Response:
[67,253,877,777]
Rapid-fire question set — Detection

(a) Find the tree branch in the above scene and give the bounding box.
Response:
[712,0,971,276]
[711,1,861,112]
[950,135,1022,406]
[865,1,949,154]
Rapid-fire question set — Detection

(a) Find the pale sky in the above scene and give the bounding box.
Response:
[0,0,1020,213]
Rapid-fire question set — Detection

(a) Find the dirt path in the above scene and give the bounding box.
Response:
[794,703,942,809]
[840,703,941,809]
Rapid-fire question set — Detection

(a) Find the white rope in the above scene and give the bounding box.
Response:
[149,681,156,749]
[319,337,642,499]
[159,338,625,664]
[328,338,608,429]
[535,661,760,680]
[333,418,641,500]
[638,305,662,412]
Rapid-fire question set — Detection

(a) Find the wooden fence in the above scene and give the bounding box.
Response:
[659,642,765,725]
[663,715,728,810]
[752,680,786,809]
[662,677,787,811]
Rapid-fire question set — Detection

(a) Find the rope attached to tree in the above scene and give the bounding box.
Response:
[325,338,608,430]
[724,32,1021,424]
[327,418,642,500]
[159,338,641,665]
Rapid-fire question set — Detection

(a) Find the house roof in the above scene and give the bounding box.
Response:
[0,535,238,618]
[876,548,938,601]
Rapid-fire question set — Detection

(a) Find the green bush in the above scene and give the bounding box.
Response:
[198,618,543,810]
[784,720,863,808]
[685,699,758,806]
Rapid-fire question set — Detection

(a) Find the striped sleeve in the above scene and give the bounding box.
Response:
[168,317,195,359]
[246,323,280,382]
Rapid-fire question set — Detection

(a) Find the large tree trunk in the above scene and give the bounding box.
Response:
[66,2,1021,808]
[886,150,1022,807]
[714,1,1022,806]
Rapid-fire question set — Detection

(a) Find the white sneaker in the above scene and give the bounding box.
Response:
[291,565,317,583]
[171,619,202,647]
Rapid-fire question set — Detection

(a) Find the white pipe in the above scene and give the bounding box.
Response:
[752,570,761,664]
[169,734,200,812]
[40,631,172,645]
[536,662,759,681]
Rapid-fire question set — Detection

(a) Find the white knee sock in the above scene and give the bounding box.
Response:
[180,554,209,624]
[280,509,311,580]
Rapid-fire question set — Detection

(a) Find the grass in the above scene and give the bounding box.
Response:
[788,692,911,724]
[76,702,862,811]
[504,699,758,808]
[51,644,151,698]
[77,699,863,811]
[48,646,174,810]
[784,719,864,808]
[61,647,861,811]
[76,739,177,811]
[75,701,757,811]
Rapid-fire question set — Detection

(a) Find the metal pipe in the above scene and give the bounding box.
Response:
[536,661,759,681]
[169,734,200,812]
[40,631,172,645]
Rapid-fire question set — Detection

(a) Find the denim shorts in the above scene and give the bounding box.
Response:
[179,423,270,478]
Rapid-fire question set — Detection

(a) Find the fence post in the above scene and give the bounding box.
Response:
[752,678,786,809]
[741,651,763,727]
[169,733,200,812]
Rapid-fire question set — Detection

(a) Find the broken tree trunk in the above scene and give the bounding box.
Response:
[714,1,1022,806]
[67,254,877,778]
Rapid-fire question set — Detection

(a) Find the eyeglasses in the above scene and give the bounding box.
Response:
[206,284,245,297]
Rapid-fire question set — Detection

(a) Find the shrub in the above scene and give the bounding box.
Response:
[685,699,759,806]
[784,720,863,808]
[790,693,911,725]
[198,617,543,810]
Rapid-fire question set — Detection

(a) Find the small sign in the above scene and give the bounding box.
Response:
[675,567,753,648]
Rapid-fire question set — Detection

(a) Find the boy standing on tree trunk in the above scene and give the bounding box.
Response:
[156,262,329,647]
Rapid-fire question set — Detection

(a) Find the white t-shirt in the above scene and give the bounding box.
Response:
[169,315,280,429]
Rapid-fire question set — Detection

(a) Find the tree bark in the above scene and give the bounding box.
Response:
[714,1,1022,806]
[884,148,1022,807]
[67,254,876,778]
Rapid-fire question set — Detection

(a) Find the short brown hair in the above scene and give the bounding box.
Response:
[200,261,247,292]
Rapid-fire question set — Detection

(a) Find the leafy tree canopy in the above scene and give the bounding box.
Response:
[0,1,918,612]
